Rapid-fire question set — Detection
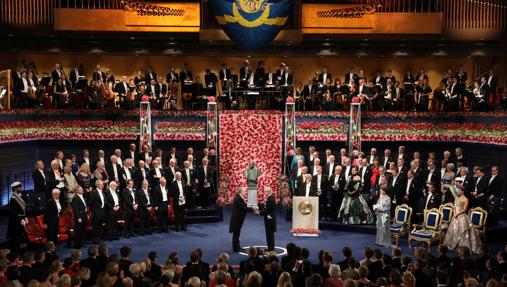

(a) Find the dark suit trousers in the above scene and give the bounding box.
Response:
[124,209,135,235]
[232,230,241,251]
[92,209,106,239]
[265,221,275,251]
[107,210,120,238]
[139,207,151,233]
[158,203,169,231]
[200,186,211,208]
[174,207,186,230]
[74,217,87,246]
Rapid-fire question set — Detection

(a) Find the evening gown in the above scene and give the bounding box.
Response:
[375,194,391,246]
[443,196,482,254]
[338,179,374,224]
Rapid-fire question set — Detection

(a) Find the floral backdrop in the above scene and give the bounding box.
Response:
[219,111,283,204]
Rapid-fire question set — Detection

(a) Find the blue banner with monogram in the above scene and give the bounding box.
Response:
[210,0,295,49]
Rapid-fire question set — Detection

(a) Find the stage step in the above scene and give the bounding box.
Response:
[185,207,223,224]
[319,220,377,234]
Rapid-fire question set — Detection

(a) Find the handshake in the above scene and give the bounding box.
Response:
[252,206,260,215]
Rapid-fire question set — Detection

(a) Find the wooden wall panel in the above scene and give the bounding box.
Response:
[0,53,474,89]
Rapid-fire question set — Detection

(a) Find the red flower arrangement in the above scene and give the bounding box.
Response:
[0,108,207,118]
[219,112,283,203]
[296,121,348,141]
[153,121,206,141]
[290,228,321,235]
[277,175,291,207]
[0,120,137,143]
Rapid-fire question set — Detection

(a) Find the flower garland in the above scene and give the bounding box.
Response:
[290,228,321,235]
[153,121,206,141]
[296,111,507,119]
[0,109,207,118]
[296,121,348,141]
[216,176,229,206]
[0,120,137,143]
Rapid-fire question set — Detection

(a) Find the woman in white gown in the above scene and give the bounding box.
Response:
[374,187,391,247]
[443,184,482,254]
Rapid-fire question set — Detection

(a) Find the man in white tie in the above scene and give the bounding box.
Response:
[121,179,138,238]
[136,179,152,235]
[134,160,150,189]
[121,158,134,190]
[44,188,63,243]
[150,159,163,187]
[114,149,123,168]
[197,158,213,208]
[105,181,121,240]
[181,160,196,209]
[153,177,170,233]
[299,174,316,197]
[106,155,121,184]
[171,172,187,231]
[167,159,178,182]
[71,186,88,248]
[32,160,47,194]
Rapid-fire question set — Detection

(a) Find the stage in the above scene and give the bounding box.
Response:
[49,206,506,265]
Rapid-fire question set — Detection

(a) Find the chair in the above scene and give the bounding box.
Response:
[408,208,442,250]
[390,204,413,246]
[24,217,47,246]
[439,203,455,237]
[469,206,488,241]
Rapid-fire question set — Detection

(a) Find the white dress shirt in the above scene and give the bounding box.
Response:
[110,189,119,206]
[55,199,62,213]
[97,189,105,208]
[305,183,312,197]
[161,185,168,202]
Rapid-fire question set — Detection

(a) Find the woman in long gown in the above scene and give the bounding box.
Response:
[338,168,374,224]
[443,185,482,254]
[375,187,391,247]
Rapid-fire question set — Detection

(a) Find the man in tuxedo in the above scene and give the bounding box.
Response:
[403,170,420,213]
[171,172,188,231]
[318,66,332,86]
[396,158,408,178]
[51,63,64,84]
[106,155,121,184]
[381,149,394,169]
[89,180,107,243]
[358,159,372,196]
[390,168,405,214]
[410,160,425,191]
[229,188,258,252]
[46,159,65,201]
[219,63,231,89]
[121,179,138,238]
[344,66,358,86]
[166,158,178,183]
[92,65,106,82]
[298,174,317,197]
[181,160,196,209]
[197,158,213,209]
[329,165,345,220]
[145,66,157,84]
[44,188,63,243]
[367,148,378,165]
[32,160,46,195]
[95,149,107,168]
[325,155,336,179]
[125,143,138,165]
[136,179,152,235]
[139,144,152,163]
[152,176,170,233]
[423,183,440,211]
[120,158,135,190]
[471,166,489,208]
[116,75,130,107]
[341,157,353,180]
[487,165,504,225]
[166,66,180,84]
[204,69,218,97]
[79,149,92,167]
[150,159,164,187]
[134,160,150,189]
[71,186,88,248]
[396,146,410,167]
[259,187,277,251]
[313,166,329,219]
[105,181,121,240]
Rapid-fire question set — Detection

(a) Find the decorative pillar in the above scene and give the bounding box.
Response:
[139,99,152,152]
[206,100,218,151]
[284,100,296,175]
[348,102,362,154]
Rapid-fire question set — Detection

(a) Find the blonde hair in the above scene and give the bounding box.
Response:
[78,163,91,175]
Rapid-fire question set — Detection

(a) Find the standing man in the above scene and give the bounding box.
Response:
[259,187,276,251]
[71,186,88,248]
[181,161,196,209]
[229,188,258,252]
[44,188,63,243]
[197,158,213,209]
[152,176,170,233]
[7,182,27,251]
[90,180,107,243]
[136,179,153,235]
[105,181,121,240]
[121,179,138,238]
[171,172,187,232]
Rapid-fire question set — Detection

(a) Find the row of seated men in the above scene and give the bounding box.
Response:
[287,145,504,224]
[11,60,502,111]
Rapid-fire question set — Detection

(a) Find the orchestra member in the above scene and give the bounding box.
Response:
[69,63,83,90]
[166,66,180,84]
[219,63,231,90]
[403,70,415,111]
[157,76,168,110]
[51,63,64,85]
[92,65,106,82]
[240,60,251,89]
[145,66,157,84]
[318,66,332,86]
[53,78,68,108]
[180,63,193,96]
[415,78,432,111]
[204,69,218,97]
[171,172,188,231]
[474,76,490,111]
[344,66,358,86]
[105,70,115,84]
[116,76,129,108]
[134,69,145,87]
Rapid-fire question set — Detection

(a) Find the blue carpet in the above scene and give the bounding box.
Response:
[56,206,504,265]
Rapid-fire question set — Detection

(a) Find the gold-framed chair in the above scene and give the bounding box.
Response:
[390,204,413,246]
[469,206,488,241]
[439,203,455,237]
[408,208,442,250]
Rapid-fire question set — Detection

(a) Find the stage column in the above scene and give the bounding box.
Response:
[348,102,362,154]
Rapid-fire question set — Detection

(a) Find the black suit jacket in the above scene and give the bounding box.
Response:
[312,174,329,195]
[136,188,152,209]
[51,69,63,84]
[43,198,63,237]
[120,166,135,189]
[260,195,276,232]
[104,188,121,211]
[105,163,122,183]
[487,175,504,197]
[32,169,47,194]
[71,195,88,223]
[318,73,333,84]
[181,168,196,188]
[197,165,213,188]
[45,169,61,192]
[358,166,372,192]
[121,187,137,213]
[219,68,231,82]
[152,185,169,207]
[423,193,441,210]
[391,175,406,205]
[92,71,106,82]
[170,181,188,211]
[166,71,180,83]
[297,181,317,197]
[229,194,252,233]
[133,167,150,189]
[380,156,394,169]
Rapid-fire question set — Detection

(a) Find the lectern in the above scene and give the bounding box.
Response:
[291,196,320,237]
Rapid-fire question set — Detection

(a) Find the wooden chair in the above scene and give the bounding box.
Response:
[439,203,455,238]
[390,204,413,246]
[408,208,442,250]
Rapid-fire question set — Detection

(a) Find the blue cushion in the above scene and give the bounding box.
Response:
[411,230,433,239]
[397,210,407,222]
[471,213,482,225]
[390,223,402,228]
[442,209,451,221]
[427,213,438,227]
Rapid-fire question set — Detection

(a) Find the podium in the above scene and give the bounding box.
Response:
[291,196,320,237]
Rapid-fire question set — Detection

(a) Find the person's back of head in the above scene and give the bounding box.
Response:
[215,271,228,285]
[375,277,388,287]
[248,247,258,259]
[71,275,81,287]
[122,277,133,287]
[120,246,132,259]
[358,266,369,279]
[187,276,202,287]
[328,264,341,279]
[347,257,357,269]
[190,251,200,263]
[148,251,158,262]
[247,271,263,287]
[373,249,383,261]
[301,248,310,260]
[27,279,40,287]
[305,273,322,287]
[364,246,374,260]
[437,270,449,286]
[389,270,401,286]
[343,279,355,287]
[342,247,352,259]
